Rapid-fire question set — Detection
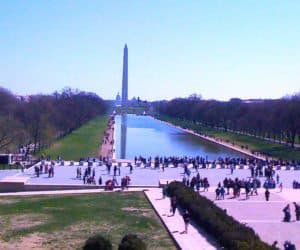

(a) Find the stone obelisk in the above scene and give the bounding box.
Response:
[121,44,128,106]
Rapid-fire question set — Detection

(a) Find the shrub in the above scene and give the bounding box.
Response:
[83,234,112,250]
[118,234,146,250]
[167,181,272,250]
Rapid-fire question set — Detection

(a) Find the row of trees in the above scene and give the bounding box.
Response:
[0,87,107,153]
[154,94,300,147]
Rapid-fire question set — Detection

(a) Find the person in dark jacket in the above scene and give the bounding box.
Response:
[182,210,190,234]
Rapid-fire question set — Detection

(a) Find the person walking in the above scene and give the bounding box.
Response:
[182,210,190,234]
[170,196,177,216]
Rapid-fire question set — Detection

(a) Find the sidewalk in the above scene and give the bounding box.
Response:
[144,188,220,250]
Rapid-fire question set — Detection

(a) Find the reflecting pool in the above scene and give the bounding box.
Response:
[115,114,246,160]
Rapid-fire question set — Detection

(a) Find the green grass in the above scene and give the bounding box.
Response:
[0,164,13,170]
[157,115,300,161]
[0,192,175,249]
[38,116,109,161]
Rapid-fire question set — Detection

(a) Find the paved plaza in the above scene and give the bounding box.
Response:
[1,161,300,188]
[201,188,300,249]
[1,162,300,249]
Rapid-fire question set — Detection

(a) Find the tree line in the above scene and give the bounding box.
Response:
[154,94,300,148]
[0,87,107,153]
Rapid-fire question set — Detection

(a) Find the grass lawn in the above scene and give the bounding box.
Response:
[157,115,300,161]
[0,164,14,170]
[0,192,175,250]
[38,116,109,161]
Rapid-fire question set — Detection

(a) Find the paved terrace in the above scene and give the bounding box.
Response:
[1,161,300,188]
[1,162,300,249]
[0,185,299,249]
[201,188,300,249]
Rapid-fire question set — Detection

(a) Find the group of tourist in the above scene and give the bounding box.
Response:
[72,160,133,191]
[223,177,260,196]
[103,175,130,191]
[35,161,54,178]
[82,166,97,185]
[182,172,210,192]
[282,202,300,222]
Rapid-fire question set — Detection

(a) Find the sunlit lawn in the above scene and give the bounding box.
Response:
[38,116,108,161]
[0,192,175,250]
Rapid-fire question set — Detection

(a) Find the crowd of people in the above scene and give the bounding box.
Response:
[292,180,300,189]
[134,155,300,169]
[29,153,300,249]
[182,172,210,192]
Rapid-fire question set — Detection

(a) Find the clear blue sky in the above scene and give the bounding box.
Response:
[0,0,299,101]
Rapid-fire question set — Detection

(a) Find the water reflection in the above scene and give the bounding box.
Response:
[120,114,127,159]
[116,114,246,160]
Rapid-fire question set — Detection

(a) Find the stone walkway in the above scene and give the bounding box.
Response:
[144,188,219,250]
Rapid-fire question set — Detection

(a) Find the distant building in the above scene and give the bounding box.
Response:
[15,95,30,102]
[115,92,121,106]
[242,99,267,104]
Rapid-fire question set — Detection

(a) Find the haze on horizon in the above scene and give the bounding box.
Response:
[0,1,299,101]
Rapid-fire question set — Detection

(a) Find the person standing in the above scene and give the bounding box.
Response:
[293,202,300,221]
[182,210,190,234]
[251,179,258,195]
[162,182,168,199]
[129,164,133,174]
[230,165,234,175]
[276,174,280,184]
[283,204,291,222]
[265,188,270,201]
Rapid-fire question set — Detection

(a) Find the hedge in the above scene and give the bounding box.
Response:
[83,234,112,250]
[167,181,272,250]
[118,234,147,250]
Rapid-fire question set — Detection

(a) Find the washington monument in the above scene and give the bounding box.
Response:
[121,44,128,106]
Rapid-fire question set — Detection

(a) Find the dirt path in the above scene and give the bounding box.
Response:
[99,116,115,160]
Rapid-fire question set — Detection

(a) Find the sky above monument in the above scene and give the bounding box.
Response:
[0,1,299,101]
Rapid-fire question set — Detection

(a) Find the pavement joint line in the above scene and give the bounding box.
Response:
[241,220,300,223]
[214,200,289,203]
